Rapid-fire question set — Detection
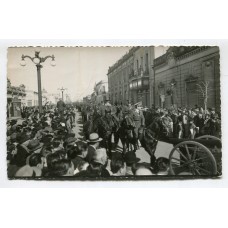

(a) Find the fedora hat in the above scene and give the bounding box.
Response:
[125,152,140,165]
[87,133,102,143]
[27,139,43,152]
[65,137,77,145]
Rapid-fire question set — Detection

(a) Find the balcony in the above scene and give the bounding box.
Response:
[129,76,149,91]
[129,69,135,79]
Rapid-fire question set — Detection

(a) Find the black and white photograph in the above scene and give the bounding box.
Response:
[6,46,222,179]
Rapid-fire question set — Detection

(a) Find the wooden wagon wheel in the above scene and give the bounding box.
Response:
[196,135,221,142]
[196,135,222,175]
[169,141,217,176]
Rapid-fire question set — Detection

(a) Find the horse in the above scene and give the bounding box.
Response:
[118,113,138,154]
[139,116,172,167]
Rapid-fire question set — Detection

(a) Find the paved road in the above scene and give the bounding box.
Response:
[72,110,174,164]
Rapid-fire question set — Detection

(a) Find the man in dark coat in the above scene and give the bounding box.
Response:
[57,98,66,118]
[99,109,115,158]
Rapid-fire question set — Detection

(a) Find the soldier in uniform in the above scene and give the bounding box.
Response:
[99,108,115,158]
[111,102,123,150]
[99,101,106,117]
[132,104,145,150]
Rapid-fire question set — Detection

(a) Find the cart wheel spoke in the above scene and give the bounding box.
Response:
[192,156,210,163]
[194,169,201,175]
[192,146,197,160]
[169,140,218,176]
[184,144,191,160]
[175,148,188,161]
[195,166,211,175]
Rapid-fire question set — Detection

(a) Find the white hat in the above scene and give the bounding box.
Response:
[86,133,102,143]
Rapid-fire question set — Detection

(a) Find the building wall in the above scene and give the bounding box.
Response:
[154,46,220,110]
[108,52,134,105]
[94,80,109,104]
[107,46,166,107]
[130,47,154,107]
[107,46,220,110]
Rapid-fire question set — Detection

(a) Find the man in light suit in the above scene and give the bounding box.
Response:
[86,133,102,163]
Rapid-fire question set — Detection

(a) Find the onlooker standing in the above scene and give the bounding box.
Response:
[57,98,66,118]
[110,157,126,176]
[86,133,102,163]
[124,152,140,175]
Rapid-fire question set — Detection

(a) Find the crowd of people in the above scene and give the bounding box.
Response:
[7,98,221,178]
[143,105,221,139]
[81,100,221,142]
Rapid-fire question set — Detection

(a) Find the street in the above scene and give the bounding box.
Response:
[72,109,174,164]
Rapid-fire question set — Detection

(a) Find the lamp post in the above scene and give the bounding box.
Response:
[20,51,56,113]
[151,64,156,107]
[58,87,67,101]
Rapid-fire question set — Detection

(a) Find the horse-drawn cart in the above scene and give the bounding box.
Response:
[167,135,222,176]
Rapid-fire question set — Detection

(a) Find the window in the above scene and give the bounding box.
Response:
[136,60,139,70]
[141,57,143,69]
[145,53,149,71]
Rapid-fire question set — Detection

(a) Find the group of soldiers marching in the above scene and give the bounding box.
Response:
[79,99,145,158]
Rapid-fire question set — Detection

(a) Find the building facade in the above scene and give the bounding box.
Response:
[7,79,26,118]
[153,46,220,111]
[107,48,134,105]
[94,80,109,104]
[107,46,168,107]
[107,46,220,111]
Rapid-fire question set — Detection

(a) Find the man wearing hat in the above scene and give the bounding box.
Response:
[57,98,66,118]
[15,153,44,177]
[86,133,102,163]
[27,139,44,154]
[75,148,110,177]
[124,151,140,175]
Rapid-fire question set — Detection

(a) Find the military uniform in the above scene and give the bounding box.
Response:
[132,108,145,138]
[99,109,115,158]
[111,105,123,148]
[131,108,145,150]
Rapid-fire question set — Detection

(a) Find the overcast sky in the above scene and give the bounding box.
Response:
[7,47,130,101]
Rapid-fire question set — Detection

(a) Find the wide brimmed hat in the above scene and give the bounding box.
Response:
[27,139,43,152]
[16,133,30,144]
[65,137,77,145]
[86,133,102,143]
[124,152,140,165]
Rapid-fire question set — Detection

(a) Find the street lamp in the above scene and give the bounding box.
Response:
[20,51,56,113]
[151,64,156,107]
[58,87,67,101]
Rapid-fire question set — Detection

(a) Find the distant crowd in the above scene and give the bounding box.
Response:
[143,106,221,139]
[7,99,221,178]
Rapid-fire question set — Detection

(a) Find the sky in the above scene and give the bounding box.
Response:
[7,47,130,101]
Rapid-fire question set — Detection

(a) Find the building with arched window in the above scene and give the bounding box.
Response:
[107,46,220,111]
[153,46,220,111]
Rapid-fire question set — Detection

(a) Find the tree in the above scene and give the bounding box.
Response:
[196,80,213,111]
